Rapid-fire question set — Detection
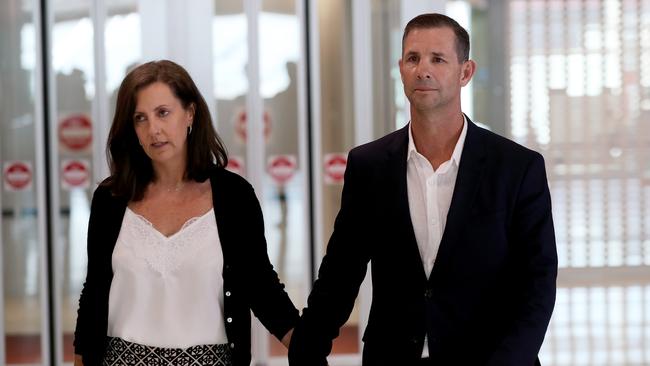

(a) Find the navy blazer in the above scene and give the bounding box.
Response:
[289,119,557,365]
[74,167,299,366]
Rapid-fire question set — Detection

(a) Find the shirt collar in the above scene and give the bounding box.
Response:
[407,115,468,166]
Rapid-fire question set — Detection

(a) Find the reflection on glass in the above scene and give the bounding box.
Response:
[317,0,358,355]
[1,0,43,363]
[51,2,94,363]
[258,0,309,357]
[214,1,247,172]
[106,3,141,121]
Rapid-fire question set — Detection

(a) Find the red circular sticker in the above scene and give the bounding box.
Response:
[59,115,92,151]
[4,161,32,191]
[267,155,297,185]
[234,109,272,143]
[62,160,89,188]
[324,154,347,184]
[226,156,245,177]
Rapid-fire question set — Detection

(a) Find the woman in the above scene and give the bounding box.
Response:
[74,60,297,366]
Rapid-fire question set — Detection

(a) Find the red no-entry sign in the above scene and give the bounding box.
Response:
[61,159,90,189]
[267,155,297,185]
[3,161,33,191]
[59,114,92,151]
[226,156,245,177]
[324,153,347,185]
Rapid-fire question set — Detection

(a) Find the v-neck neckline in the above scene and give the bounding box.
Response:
[126,207,214,239]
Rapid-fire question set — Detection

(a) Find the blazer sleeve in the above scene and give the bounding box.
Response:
[289,151,372,366]
[239,182,300,340]
[486,153,558,366]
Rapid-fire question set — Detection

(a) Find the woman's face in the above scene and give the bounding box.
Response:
[133,81,194,170]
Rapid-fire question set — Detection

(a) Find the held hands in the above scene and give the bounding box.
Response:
[74,354,83,366]
[281,328,294,348]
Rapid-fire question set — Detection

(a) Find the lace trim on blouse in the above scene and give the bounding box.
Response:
[121,208,216,275]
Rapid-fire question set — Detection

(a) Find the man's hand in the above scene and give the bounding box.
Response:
[74,354,83,366]
[281,328,294,348]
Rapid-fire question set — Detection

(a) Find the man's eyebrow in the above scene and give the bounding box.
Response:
[404,50,448,57]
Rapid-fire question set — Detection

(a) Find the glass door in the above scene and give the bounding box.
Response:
[1,0,50,365]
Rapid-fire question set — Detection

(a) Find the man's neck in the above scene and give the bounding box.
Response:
[410,109,464,170]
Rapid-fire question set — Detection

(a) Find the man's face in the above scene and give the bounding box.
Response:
[399,26,473,114]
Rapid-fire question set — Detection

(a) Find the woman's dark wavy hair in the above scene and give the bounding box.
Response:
[103,60,228,201]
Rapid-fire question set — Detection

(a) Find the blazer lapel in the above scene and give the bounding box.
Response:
[385,125,428,281]
[430,119,487,279]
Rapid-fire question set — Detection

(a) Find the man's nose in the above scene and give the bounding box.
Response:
[416,64,432,79]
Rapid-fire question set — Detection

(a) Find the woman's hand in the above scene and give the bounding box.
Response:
[281,328,294,348]
[74,354,84,366]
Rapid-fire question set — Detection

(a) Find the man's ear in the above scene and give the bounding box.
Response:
[460,59,476,87]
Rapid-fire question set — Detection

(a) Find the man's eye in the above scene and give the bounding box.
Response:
[434,57,445,63]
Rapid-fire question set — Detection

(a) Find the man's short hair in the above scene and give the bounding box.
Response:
[402,13,470,63]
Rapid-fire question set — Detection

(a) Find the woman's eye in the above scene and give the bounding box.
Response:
[158,109,169,117]
[134,115,145,122]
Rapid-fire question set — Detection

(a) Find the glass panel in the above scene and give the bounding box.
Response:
[0,0,44,364]
[51,1,95,362]
[370,0,402,139]
[213,0,248,175]
[106,1,142,127]
[258,0,308,357]
[540,286,650,365]
[317,0,358,355]
[509,1,650,363]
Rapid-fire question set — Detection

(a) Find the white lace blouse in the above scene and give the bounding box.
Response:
[106,207,228,348]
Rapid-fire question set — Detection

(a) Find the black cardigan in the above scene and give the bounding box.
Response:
[74,167,299,366]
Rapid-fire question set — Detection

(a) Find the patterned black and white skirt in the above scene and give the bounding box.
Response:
[102,337,232,366]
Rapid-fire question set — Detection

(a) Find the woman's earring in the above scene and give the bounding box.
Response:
[188,125,192,135]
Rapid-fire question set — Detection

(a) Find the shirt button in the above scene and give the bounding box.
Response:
[230,343,235,349]
[227,317,233,323]
[225,291,231,297]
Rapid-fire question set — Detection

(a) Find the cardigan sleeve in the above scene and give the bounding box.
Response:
[237,182,300,340]
[73,185,110,355]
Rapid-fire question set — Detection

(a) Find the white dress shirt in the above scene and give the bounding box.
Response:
[406,116,467,357]
[107,207,228,348]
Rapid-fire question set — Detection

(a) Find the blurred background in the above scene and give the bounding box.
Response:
[0,0,648,365]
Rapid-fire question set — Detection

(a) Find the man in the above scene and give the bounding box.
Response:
[289,13,557,366]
